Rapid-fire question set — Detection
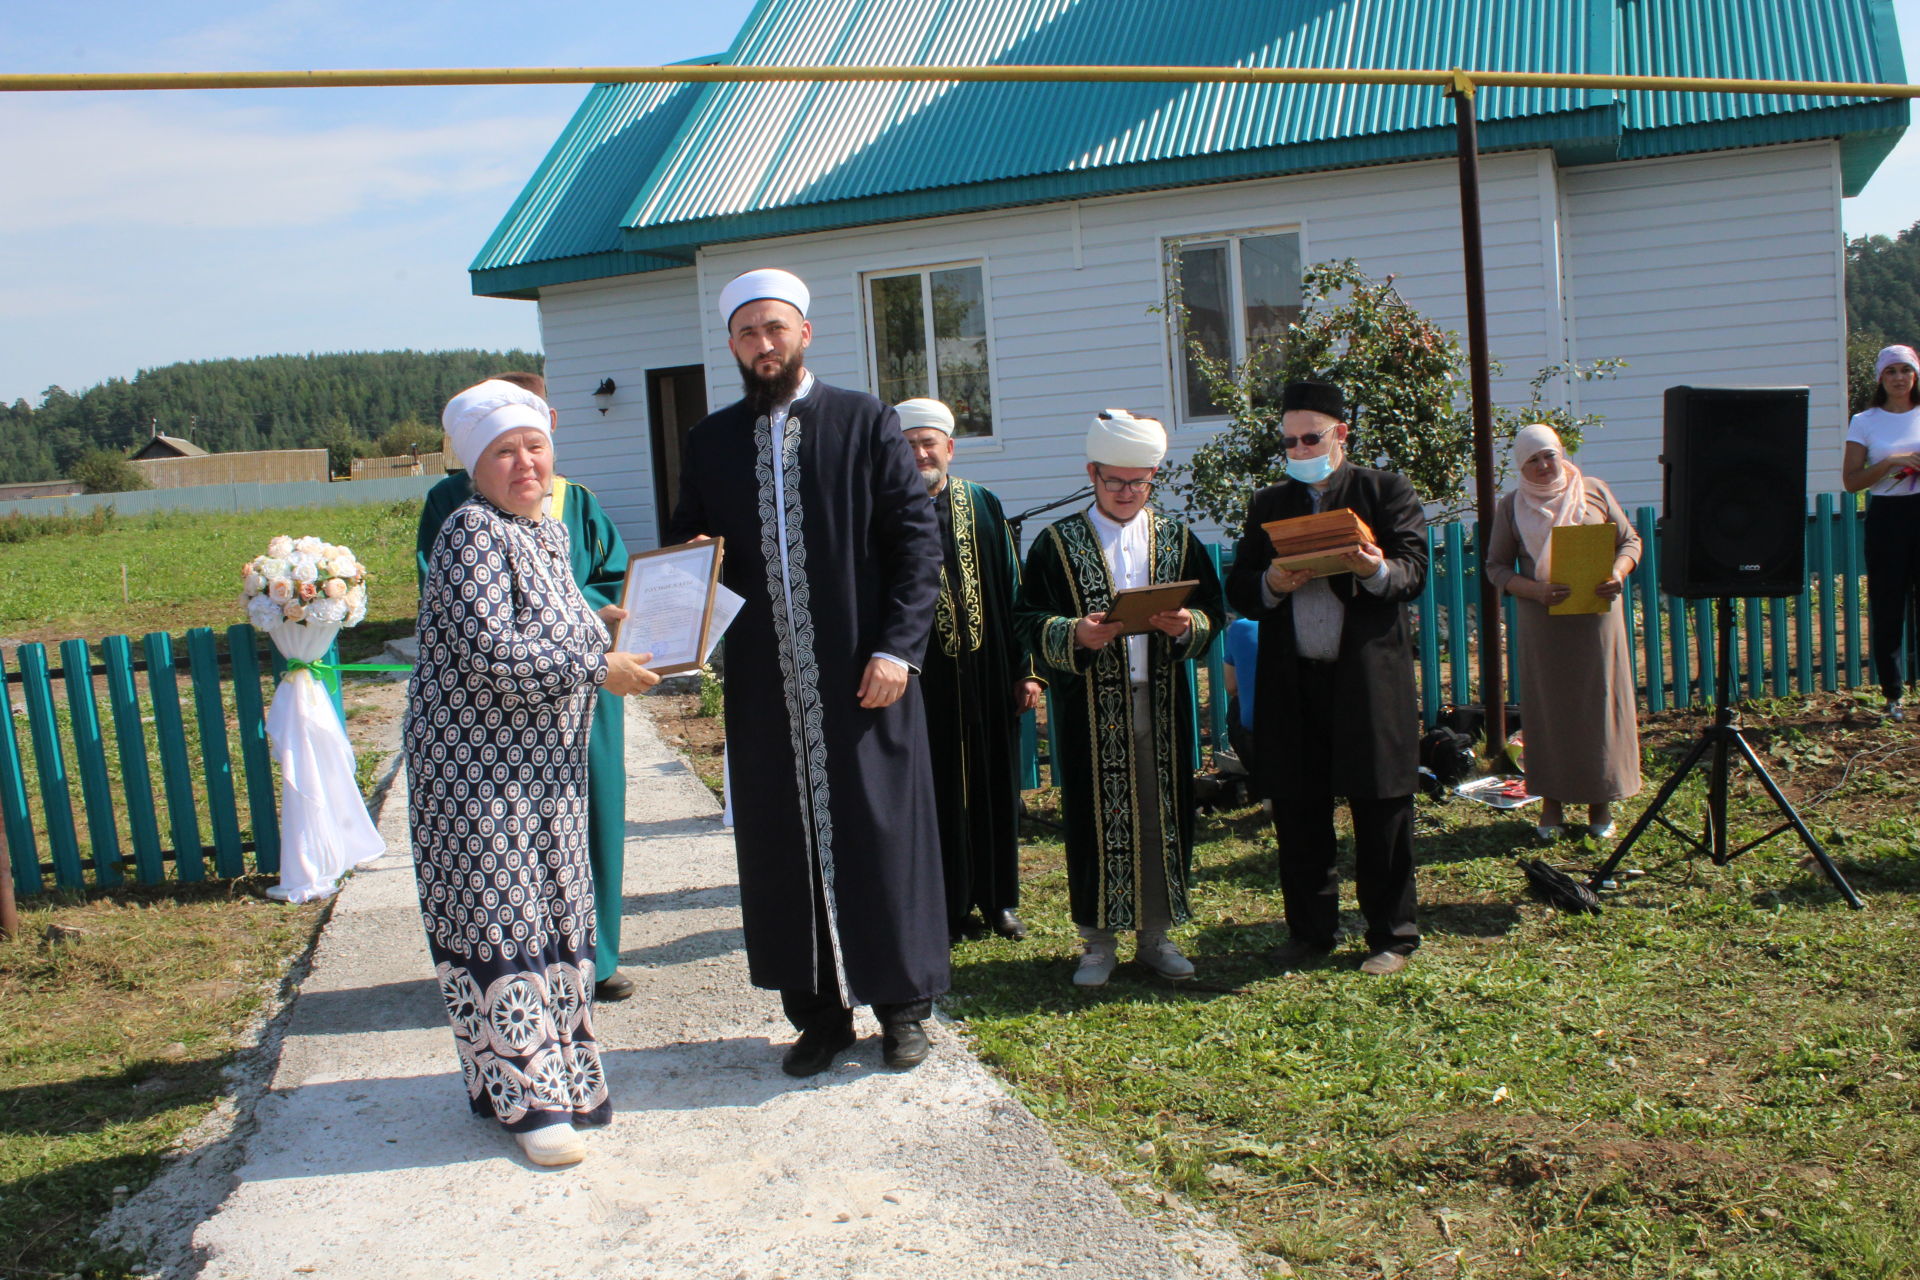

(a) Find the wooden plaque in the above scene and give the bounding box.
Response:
[1101,580,1199,635]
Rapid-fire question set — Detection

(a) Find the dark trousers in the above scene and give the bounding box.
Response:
[1865,494,1920,703]
[779,873,932,1033]
[1271,660,1420,956]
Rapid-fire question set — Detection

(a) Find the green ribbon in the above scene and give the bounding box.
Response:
[283,658,414,680]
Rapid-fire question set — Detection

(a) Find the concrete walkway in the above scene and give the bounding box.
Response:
[104,698,1254,1280]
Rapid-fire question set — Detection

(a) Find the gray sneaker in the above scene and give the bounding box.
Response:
[1136,936,1195,980]
[1073,942,1117,987]
[1886,700,1906,723]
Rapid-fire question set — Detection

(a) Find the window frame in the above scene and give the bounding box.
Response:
[1160,225,1306,429]
[860,258,1001,444]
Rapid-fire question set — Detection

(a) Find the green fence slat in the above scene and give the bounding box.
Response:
[1635,507,1665,713]
[144,632,204,882]
[1815,494,1836,691]
[1017,709,1039,790]
[187,628,245,877]
[18,645,83,889]
[1842,492,1863,689]
[1769,596,1790,697]
[59,639,122,887]
[227,625,279,874]
[1043,687,1061,791]
[1796,515,1815,694]
[1203,543,1228,756]
[1744,597,1763,699]
[1418,524,1440,726]
[0,649,42,896]
[1445,522,1469,707]
[101,635,165,884]
[1694,599,1716,702]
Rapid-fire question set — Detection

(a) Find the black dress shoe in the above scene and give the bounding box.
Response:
[881,1020,930,1070]
[594,969,636,1001]
[781,1023,856,1078]
[988,909,1028,940]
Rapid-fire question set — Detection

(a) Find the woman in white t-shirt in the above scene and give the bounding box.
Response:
[1843,343,1920,721]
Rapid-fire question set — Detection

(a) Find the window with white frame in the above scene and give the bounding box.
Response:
[865,262,995,438]
[1167,230,1303,422]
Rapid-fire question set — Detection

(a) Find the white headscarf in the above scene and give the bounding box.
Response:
[442,380,551,473]
[895,398,955,435]
[718,268,810,328]
[1510,423,1589,577]
[1085,409,1166,467]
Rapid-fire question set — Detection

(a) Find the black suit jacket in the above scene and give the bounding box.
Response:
[1225,463,1428,799]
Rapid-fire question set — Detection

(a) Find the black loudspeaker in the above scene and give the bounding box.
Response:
[1659,386,1808,598]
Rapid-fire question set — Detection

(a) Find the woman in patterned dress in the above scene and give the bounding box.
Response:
[407,382,657,1166]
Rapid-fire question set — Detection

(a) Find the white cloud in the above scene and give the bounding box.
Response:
[0,96,564,232]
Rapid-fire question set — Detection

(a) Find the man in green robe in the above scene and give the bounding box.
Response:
[415,374,634,1000]
[896,398,1044,943]
[1016,410,1222,987]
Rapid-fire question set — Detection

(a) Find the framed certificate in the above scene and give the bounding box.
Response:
[613,539,725,675]
[1101,580,1199,635]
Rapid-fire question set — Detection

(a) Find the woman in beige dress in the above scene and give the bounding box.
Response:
[1485,424,1643,840]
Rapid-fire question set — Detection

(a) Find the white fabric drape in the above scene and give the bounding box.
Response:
[262,619,385,901]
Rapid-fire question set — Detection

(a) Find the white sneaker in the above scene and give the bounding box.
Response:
[1073,942,1117,987]
[1885,700,1906,723]
[1137,936,1195,980]
[516,1121,586,1167]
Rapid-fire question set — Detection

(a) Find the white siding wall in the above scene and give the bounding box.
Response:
[529,141,1849,552]
[1561,141,1848,511]
[537,267,703,543]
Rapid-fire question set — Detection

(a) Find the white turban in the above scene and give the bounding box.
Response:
[1085,409,1167,467]
[895,398,955,436]
[442,380,552,472]
[718,268,810,328]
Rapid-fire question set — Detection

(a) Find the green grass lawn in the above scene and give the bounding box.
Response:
[949,710,1920,1280]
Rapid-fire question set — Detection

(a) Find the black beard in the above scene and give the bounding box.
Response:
[738,350,806,417]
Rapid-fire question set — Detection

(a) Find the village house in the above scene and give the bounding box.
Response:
[472,0,1908,544]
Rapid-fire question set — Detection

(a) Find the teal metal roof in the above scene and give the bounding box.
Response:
[472,0,1908,298]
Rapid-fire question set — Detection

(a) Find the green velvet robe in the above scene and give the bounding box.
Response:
[1016,508,1222,930]
[416,471,630,976]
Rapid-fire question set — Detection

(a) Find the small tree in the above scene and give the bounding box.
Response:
[316,418,367,478]
[1164,259,1622,529]
[375,415,444,458]
[67,449,150,494]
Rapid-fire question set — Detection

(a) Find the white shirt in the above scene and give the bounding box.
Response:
[1846,406,1920,497]
[1086,502,1153,683]
[768,370,910,673]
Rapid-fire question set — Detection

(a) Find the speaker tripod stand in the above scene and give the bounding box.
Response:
[1588,598,1864,909]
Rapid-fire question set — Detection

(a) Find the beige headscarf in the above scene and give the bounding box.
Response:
[1510,423,1589,577]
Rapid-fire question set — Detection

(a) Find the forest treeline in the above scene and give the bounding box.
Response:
[1847,220,1920,410]
[0,349,542,484]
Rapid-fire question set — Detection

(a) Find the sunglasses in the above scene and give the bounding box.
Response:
[1280,430,1335,450]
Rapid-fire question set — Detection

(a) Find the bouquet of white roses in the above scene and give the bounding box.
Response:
[240,534,369,632]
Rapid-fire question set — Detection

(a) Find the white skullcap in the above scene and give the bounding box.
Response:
[718,268,810,328]
[895,398,955,436]
[1085,409,1167,468]
[1510,422,1563,471]
[1875,344,1920,380]
[442,380,552,472]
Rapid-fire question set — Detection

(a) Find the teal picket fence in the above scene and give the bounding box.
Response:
[1020,493,1890,789]
[1,625,344,896]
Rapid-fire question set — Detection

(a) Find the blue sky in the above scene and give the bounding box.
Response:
[1,0,1916,407]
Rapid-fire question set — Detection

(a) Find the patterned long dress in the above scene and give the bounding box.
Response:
[405,495,613,1132]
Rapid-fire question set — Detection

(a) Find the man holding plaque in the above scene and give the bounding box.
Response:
[1016,410,1222,987]
[897,397,1043,944]
[668,268,948,1078]
[1225,380,1426,976]
[415,374,638,1003]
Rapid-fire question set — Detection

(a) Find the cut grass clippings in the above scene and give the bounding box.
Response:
[0,880,328,1280]
[944,697,1920,1280]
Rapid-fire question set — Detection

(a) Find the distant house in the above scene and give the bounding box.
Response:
[129,434,207,461]
[473,0,1908,544]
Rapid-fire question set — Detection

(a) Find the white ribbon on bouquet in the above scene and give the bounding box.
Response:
[261,618,385,902]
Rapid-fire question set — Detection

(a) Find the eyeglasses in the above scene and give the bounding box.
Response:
[1280,430,1335,450]
[1096,473,1154,495]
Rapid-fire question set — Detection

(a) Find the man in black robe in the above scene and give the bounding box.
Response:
[1016,411,1223,987]
[668,268,948,1076]
[896,397,1043,944]
[1225,380,1427,976]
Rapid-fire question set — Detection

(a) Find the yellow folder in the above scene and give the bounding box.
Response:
[1547,523,1617,615]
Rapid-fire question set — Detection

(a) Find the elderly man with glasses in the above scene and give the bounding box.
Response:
[1016,409,1223,988]
[1225,380,1428,977]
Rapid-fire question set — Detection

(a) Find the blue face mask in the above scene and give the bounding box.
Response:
[1287,451,1338,485]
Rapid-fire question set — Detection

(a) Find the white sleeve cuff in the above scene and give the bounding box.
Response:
[872,652,917,674]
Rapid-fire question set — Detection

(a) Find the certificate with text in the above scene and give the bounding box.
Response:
[614,539,725,675]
